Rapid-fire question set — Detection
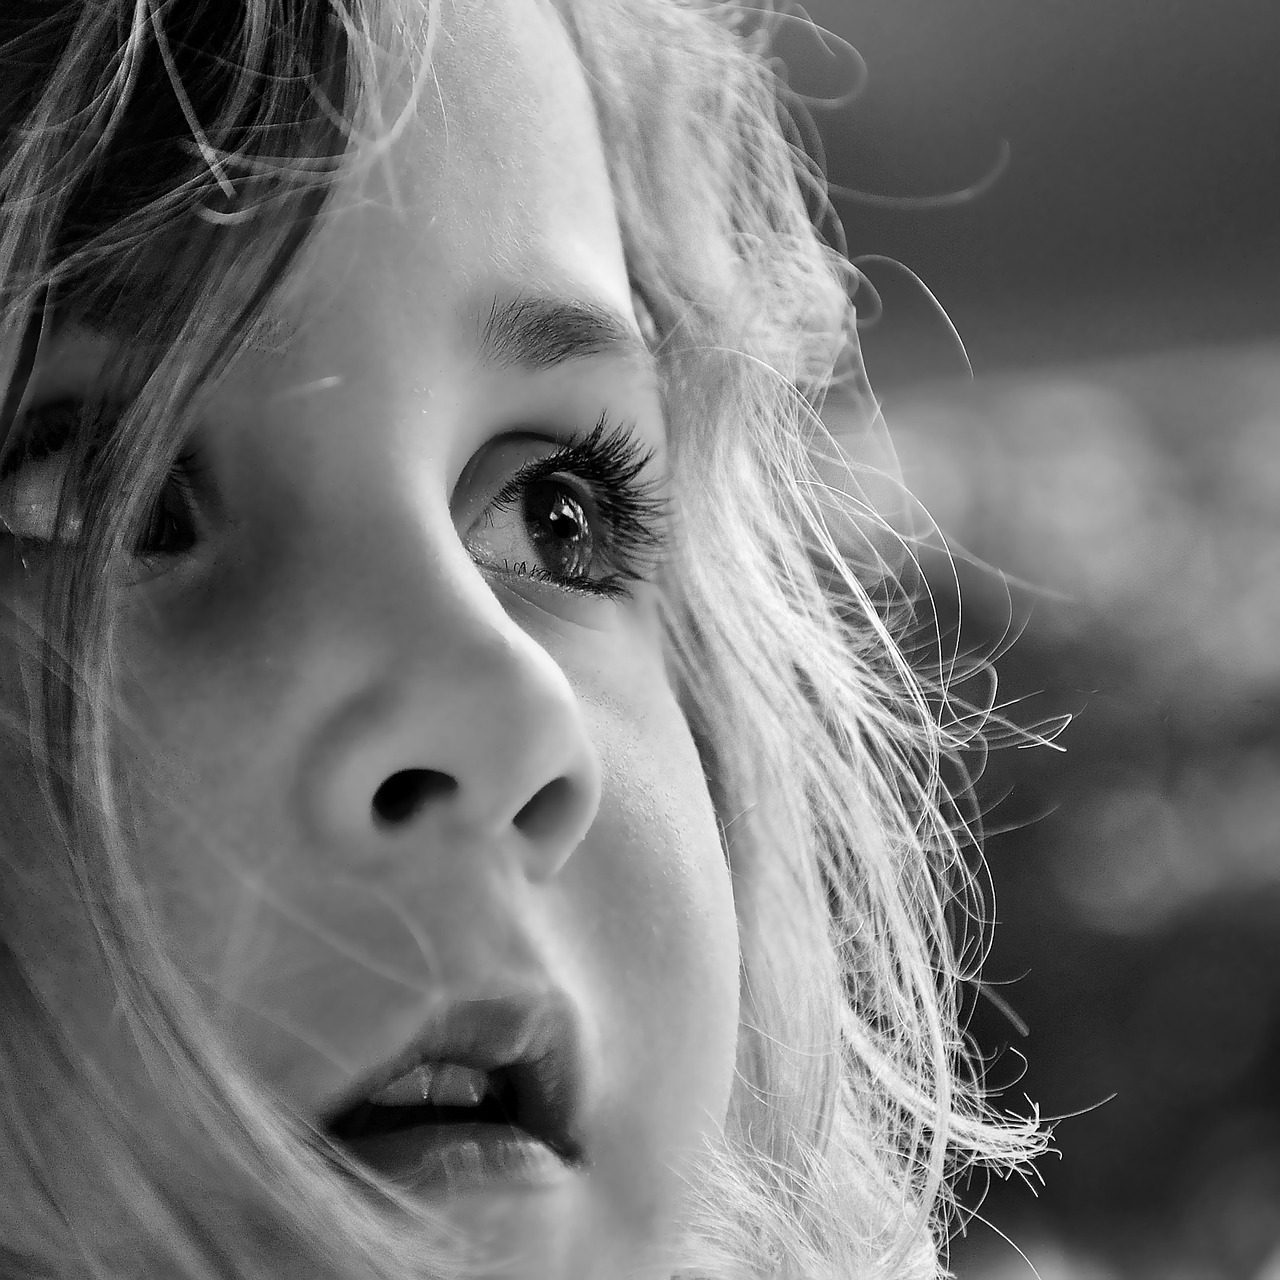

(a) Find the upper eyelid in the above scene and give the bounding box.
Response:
[12,328,126,400]
[452,422,635,531]
[0,398,83,473]
[451,433,564,523]
[2,394,125,465]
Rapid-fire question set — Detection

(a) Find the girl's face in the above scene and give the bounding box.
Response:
[1,1,741,1275]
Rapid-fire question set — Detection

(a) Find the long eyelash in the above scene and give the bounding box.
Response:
[489,413,673,599]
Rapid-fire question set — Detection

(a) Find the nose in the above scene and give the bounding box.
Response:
[296,533,603,882]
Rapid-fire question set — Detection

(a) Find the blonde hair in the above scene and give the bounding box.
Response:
[0,1,1044,1276]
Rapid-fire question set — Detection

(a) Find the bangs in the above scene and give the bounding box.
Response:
[2,0,355,373]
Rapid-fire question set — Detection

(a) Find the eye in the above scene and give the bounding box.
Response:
[472,475,598,587]
[133,457,202,560]
[463,415,672,601]
[0,398,202,563]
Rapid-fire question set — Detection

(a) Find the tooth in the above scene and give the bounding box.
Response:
[366,1060,490,1108]
[426,1062,488,1107]
[368,1062,436,1107]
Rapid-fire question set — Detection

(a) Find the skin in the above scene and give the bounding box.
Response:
[0,1,742,1275]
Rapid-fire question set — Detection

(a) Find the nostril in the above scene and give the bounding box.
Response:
[512,775,578,844]
[372,769,456,827]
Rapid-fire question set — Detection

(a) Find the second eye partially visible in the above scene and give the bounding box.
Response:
[0,399,204,561]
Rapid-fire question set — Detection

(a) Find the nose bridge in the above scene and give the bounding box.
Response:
[291,495,602,879]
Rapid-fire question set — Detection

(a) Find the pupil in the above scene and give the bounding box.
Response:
[137,481,197,558]
[527,481,592,578]
[547,492,582,539]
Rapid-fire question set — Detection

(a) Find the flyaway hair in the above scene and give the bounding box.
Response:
[0,1,1046,1276]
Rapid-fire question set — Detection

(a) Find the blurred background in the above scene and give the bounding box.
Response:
[779,2,1280,1278]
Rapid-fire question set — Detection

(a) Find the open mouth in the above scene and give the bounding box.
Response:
[318,992,588,1192]
[328,1068,515,1135]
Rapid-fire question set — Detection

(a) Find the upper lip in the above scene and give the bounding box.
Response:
[317,987,588,1165]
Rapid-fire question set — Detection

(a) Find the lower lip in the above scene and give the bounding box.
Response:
[341,1122,575,1197]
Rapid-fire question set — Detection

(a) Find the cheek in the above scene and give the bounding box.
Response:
[0,649,163,1067]
[0,637,89,988]
[572,680,740,1232]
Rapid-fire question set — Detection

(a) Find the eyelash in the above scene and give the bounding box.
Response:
[0,402,673,599]
[479,413,673,600]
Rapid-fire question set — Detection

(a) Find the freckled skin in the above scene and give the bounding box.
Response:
[0,1,741,1276]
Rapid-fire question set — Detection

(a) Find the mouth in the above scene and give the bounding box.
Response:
[317,990,588,1194]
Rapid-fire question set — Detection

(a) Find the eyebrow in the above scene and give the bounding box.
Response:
[477,292,655,376]
[44,289,659,379]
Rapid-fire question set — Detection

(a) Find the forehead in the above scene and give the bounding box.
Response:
[257,0,633,363]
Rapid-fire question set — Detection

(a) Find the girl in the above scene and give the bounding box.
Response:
[0,1,1043,1277]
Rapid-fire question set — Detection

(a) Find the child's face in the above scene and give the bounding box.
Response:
[1,1,741,1274]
